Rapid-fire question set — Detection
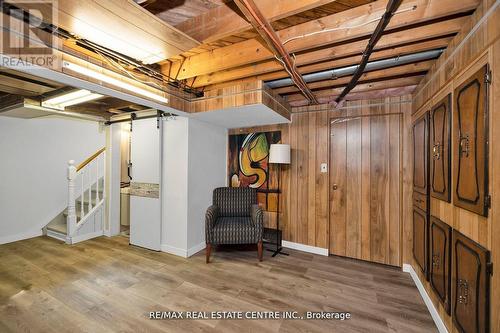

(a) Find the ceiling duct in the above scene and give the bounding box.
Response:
[265,49,444,89]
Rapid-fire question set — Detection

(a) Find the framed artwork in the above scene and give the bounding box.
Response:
[228,131,281,212]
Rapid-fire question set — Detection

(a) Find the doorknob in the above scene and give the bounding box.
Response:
[332,184,338,190]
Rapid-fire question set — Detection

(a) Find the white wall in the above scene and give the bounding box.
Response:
[162,117,189,253]
[187,118,227,252]
[161,117,227,257]
[0,116,105,244]
[105,123,121,236]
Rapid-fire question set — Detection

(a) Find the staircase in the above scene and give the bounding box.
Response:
[45,148,106,244]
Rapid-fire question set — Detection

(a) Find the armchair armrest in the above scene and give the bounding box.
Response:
[251,204,263,226]
[206,205,219,230]
[251,204,264,241]
[205,205,219,244]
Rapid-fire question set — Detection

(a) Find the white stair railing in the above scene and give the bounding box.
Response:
[67,148,106,238]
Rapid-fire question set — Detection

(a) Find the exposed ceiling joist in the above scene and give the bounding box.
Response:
[193,20,460,89]
[174,0,339,44]
[233,0,318,103]
[164,0,478,80]
[7,0,200,64]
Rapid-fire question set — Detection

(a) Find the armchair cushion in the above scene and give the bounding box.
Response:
[209,217,262,245]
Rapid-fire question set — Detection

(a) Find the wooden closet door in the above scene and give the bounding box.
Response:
[429,216,452,314]
[329,114,401,266]
[453,64,490,216]
[430,94,451,202]
[413,112,429,195]
[413,207,428,278]
[452,230,491,333]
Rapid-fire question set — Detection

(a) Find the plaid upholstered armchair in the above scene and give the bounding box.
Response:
[205,187,264,263]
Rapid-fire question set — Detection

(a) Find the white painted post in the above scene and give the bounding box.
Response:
[96,155,100,202]
[103,151,107,202]
[81,170,85,218]
[88,162,93,212]
[67,160,77,237]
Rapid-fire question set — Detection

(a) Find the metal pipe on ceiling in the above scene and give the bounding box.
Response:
[335,0,404,103]
[265,49,443,89]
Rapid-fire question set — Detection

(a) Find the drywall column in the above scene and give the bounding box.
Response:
[186,118,227,254]
[161,117,227,257]
[162,117,189,255]
[105,122,121,237]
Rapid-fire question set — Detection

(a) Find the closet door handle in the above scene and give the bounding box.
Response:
[332,184,338,190]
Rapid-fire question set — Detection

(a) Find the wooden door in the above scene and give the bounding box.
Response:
[413,206,428,278]
[430,94,451,202]
[453,64,490,216]
[413,112,429,195]
[429,216,452,314]
[329,114,401,266]
[452,230,492,333]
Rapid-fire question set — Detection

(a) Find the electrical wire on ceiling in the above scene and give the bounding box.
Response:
[0,1,204,98]
[282,5,417,45]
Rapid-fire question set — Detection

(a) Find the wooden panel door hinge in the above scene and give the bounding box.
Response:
[486,262,493,276]
[485,195,492,209]
[485,70,492,84]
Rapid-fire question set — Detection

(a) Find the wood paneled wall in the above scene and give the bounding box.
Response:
[410,1,500,331]
[229,95,412,255]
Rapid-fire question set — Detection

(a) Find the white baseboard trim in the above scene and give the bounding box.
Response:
[161,244,188,258]
[282,240,329,256]
[187,242,206,257]
[402,264,448,333]
[0,229,43,245]
[161,242,206,258]
[69,230,104,244]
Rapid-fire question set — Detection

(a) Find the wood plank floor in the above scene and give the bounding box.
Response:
[0,236,437,333]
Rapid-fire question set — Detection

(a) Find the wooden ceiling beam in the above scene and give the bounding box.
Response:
[275,59,432,94]
[165,0,478,79]
[196,34,453,88]
[174,0,338,44]
[233,0,318,103]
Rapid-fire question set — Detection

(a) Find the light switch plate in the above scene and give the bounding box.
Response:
[320,163,328,173]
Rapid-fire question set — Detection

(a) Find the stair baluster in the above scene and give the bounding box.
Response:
[88,163,92,212]
[67,160,77,237]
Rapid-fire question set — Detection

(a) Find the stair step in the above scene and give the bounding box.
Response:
[47,223,67,235]
[77,196,99,206]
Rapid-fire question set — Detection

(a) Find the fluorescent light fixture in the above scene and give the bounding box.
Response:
[62,61,169,104]
[42,89,104,110]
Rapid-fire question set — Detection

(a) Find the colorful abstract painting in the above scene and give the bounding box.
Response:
[228,131,281,212]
